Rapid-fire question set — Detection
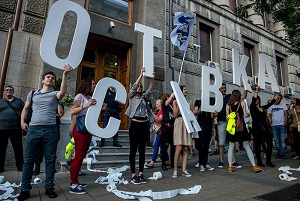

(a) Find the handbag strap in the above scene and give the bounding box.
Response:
[3,99,20,126]
[294,108,299,123]
[29,90,34,107]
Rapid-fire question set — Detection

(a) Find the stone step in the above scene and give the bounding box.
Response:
[88,146,154,153]
[59,158,155,171]
[91,152,153,161]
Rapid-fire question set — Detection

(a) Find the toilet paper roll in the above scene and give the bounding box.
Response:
[33,177,42,184]
[153,172,162,180]
[0,175,4,183]
[279,173,289,180]
[106,183,116,192]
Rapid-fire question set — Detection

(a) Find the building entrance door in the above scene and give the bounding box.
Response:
[77,35,131,130]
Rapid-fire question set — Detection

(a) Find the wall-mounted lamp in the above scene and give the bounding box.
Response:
[109,21,115,31]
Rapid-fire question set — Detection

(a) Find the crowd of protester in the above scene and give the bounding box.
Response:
[0,67,299,200]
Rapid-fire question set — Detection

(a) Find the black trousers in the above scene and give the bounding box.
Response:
[292,127,300,156]
[195,130,211,166]
[161,123,175,167]
[129,121,148,173]
[252,126,273,164]
[0,129,24,171]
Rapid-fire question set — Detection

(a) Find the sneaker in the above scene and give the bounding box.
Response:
[232,161,242,169]
[138,174,147,184]
[218,161,224,168]
[199,165,205,172]
[182,170,192,177]
[45,188,57,198]
[70,185,86,194]
[205,164,214,171]
[70,181,88,188]
[281,155,287,159]
[131,175,141,184]
[195,163,200,168]
[17,191,30,200]
[172,170,178,178]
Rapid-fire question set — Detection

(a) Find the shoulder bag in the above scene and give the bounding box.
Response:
[76,115,89,134]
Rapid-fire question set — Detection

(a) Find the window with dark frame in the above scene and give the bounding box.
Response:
[88,0,131,23]
[200,24,213,63]
[229,0,237,11]
[243,42,254,77]
[276,56,284,86]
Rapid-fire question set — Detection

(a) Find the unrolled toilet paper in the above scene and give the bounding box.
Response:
[279,173,297,181]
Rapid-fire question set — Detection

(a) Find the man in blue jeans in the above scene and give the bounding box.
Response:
[18,65,72,201]
[268,94,288,159]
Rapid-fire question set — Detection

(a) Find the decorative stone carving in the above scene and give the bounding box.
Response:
[0,11,13,30]
[24,0,47,17]
[21,14,44,35]
[0,0,16,12]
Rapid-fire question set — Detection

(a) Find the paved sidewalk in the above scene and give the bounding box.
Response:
[1,149,300,201]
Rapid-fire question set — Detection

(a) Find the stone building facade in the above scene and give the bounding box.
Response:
[0,0,299,124]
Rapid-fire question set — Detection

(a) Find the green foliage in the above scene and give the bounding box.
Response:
[235,0,300,55]
[61,94,74,107]
[53,78,62,91]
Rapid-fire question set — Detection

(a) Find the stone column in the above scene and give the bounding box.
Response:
[269,17,285,38]
[237,0,264,26]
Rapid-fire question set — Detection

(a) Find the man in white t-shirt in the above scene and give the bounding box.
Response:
[268,94,288,159]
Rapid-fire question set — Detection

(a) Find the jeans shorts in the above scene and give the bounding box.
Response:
[217,121,227,147]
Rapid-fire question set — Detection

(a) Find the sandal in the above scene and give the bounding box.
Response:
[293,156,300,160]
[146,162,154,168]
[228,166,235,173]
[253,165,262,173]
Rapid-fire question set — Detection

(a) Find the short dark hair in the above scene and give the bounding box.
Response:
[222,83,226,86]
[5,85,14,90]
[43,71,56,80]
[277,93,283,99]
[180,85,186,92]
[77,78,93,96]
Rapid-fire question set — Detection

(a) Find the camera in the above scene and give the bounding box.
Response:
[109,21,115,31]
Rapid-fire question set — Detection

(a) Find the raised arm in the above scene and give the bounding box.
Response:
[57,64,73,100]
[128,68,145,98]
[173,100,179,118]
[165,93,175,106]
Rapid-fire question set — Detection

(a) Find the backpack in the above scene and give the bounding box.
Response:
[230,103,243,132]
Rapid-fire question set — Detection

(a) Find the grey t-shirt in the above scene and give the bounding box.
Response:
[27,89,59,125]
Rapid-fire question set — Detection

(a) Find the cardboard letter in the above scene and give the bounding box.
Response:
[201,66,223,113]
[170,81,201,133]
[232,48,252,91]
[85,78,127,138]
[134,23,162,78]
[258,54,279,92]
[40,0,91,69]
